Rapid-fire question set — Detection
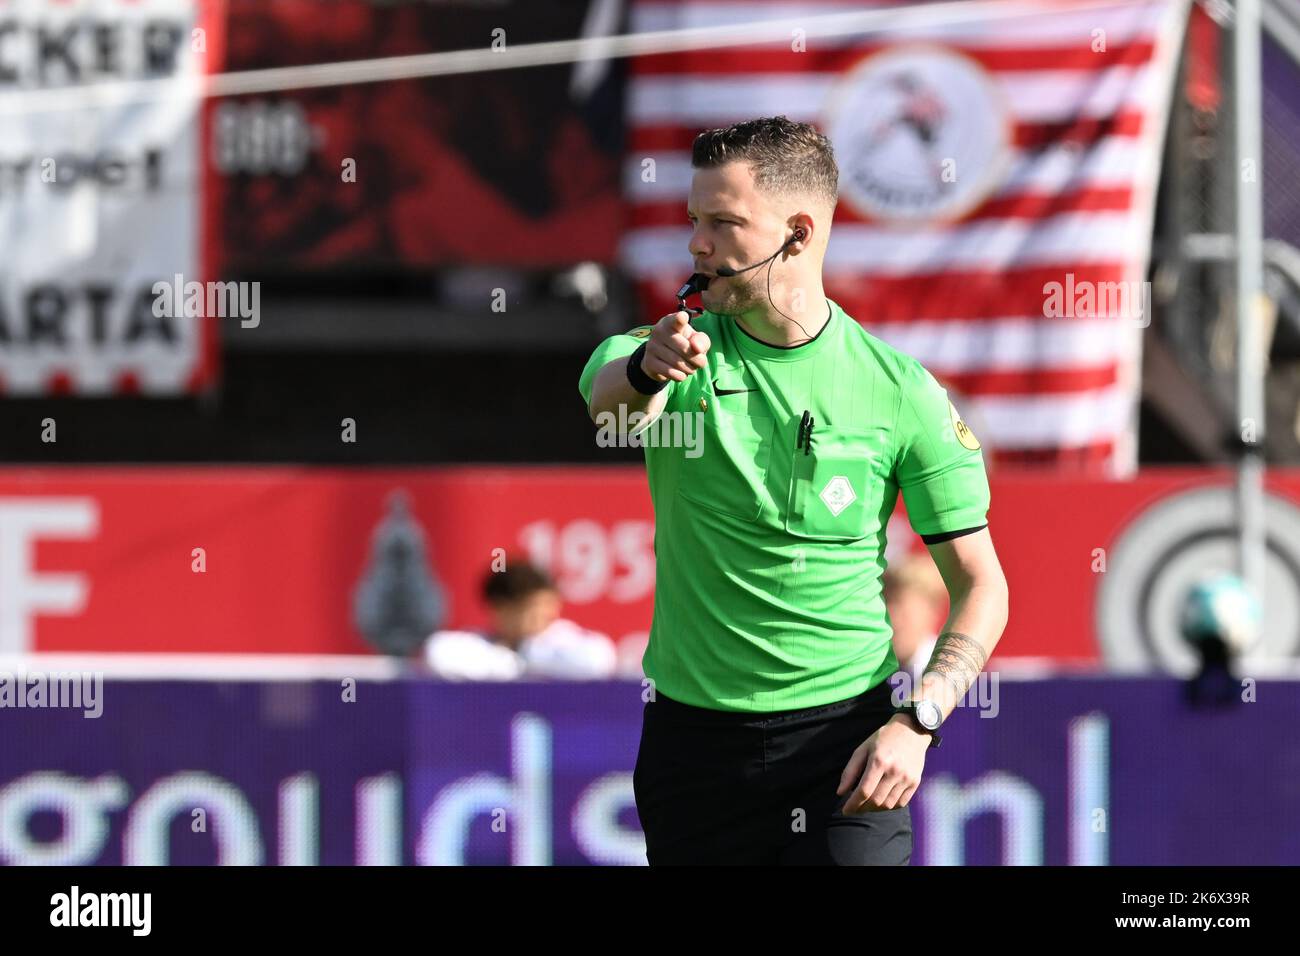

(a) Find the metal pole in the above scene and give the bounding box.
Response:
[1234,0,1267,601]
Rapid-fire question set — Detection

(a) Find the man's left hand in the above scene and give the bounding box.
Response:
[835,714,932,814]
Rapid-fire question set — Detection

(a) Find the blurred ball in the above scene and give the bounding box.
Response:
[1179,573,1262,655]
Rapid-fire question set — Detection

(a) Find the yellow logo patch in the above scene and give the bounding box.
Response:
[950,400,980,451]
[626,327,653,339]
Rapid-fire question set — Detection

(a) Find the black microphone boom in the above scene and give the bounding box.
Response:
[716,234,798,278]
[676,230,806,324]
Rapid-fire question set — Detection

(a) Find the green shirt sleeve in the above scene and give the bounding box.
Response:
[578,326,673,409]
[892,359,990,537]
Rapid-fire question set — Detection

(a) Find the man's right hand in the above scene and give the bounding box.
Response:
[641,311,711,383]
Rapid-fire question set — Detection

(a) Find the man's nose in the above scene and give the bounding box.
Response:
[688,227,711,259]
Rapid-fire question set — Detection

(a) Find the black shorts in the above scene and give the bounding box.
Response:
[632,678,912,866]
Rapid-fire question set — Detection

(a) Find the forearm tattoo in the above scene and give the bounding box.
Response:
[922,630,989,708]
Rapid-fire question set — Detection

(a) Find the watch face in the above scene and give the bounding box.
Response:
[916,699,942,730]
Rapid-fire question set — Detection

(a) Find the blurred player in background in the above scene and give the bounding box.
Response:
[424,561,617,680]
[579,116,1009,865]
[884,551,950,688]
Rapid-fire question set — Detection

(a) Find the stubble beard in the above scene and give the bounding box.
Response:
[703,275,759,317]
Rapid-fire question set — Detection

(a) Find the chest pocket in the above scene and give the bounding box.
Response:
[784,425,888,541]
[678,405,775,521]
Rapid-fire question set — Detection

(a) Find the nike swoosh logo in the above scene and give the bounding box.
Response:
[712,377,757,396]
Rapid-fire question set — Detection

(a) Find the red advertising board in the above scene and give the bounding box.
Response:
[2,466,1298,671]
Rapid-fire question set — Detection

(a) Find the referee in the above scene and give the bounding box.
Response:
[579,116,1009,865]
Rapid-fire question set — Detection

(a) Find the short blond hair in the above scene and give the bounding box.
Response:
[691,115,839,213]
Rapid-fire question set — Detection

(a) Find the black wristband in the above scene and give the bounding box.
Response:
[626,342,669,395]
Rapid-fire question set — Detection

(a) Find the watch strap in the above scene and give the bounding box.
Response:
[894,701,942,749]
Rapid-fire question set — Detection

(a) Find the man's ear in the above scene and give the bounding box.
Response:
[789,214,817,248]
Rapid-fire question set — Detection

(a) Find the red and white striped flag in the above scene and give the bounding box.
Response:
[621,0,1190,475]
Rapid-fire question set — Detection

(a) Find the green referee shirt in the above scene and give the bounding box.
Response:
[578,299,990,712]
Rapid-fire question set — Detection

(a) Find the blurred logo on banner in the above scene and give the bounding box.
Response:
[826,45,1012,223]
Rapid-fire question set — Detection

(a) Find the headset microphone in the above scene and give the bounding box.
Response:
[715,229,805,278]
[676,229,815,340]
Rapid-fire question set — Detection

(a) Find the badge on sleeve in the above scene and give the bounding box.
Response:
[626,327,653,339]
[949,399,980,450]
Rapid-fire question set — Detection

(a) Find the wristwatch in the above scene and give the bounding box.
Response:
[894,698,943,749]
